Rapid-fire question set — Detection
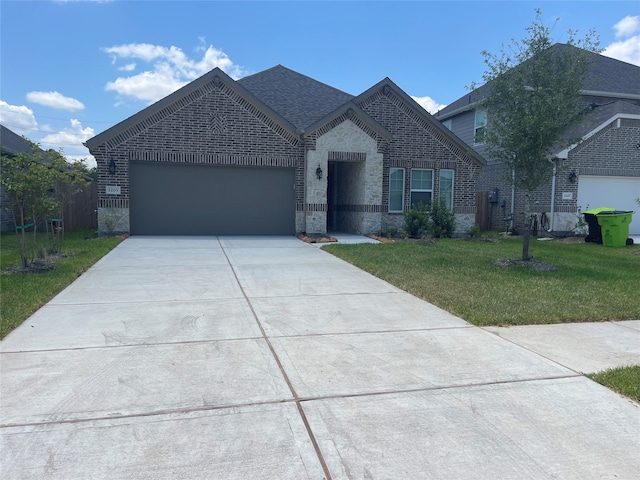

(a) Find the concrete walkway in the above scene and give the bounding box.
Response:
[1,236,639,479]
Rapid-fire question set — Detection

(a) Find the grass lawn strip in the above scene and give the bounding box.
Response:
[323,236,640,326]
[588,366,640,402]
[1,229,123,339]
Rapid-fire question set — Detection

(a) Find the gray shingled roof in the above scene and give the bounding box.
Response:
[556,100,640,155]
[436,43,640,119]
[583,49,640,95]
[238,65,355,131]
[0,124,36,155]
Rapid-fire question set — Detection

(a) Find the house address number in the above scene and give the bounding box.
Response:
[106,185,121,195]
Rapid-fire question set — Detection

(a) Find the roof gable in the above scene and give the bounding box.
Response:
[556,100,640,158]
[356,78,485,166]
[302,101,393,143]
[238,65,355,131]
[85,67,300,150]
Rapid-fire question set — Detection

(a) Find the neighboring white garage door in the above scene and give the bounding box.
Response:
[129,162,296,235]
[578,176,640,234]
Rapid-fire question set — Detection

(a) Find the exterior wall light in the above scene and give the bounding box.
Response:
[568,170,577,183]
[316,166,323,180]
[109,157,117,176]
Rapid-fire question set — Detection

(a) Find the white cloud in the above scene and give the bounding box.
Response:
[40,119,94,147]
[119,63,136,72]
[613,15,640,38]
[106,67,187,104]
[103,42,248,104]
[411,95,447,114]
[603,37,640,66]
[65,154,96,169]
[39,119,95,166]
[26,91,85,111]
[603,15,640,66]
[0,100,38,135]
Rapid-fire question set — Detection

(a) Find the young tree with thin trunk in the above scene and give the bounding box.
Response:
[477,9,600,260]
[1,143,89,267]
[44,149,90,253]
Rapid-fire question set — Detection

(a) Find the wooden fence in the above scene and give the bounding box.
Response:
[62,181,97,231]
[475,191,490,230]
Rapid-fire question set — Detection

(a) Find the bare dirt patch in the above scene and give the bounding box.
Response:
[2,252,75,275]
[494,258,559,272]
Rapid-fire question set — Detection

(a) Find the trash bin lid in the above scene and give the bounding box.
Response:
[584,207,615,215]
[595,210,634,215]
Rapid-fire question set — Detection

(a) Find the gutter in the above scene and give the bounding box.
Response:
[580,90,640,100]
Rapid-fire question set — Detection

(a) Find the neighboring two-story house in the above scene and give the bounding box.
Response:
[85,65,485,237]
[435,44,640,236]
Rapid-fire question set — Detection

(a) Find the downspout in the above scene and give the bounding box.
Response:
[548,158,557,232]
[303,143,308,234]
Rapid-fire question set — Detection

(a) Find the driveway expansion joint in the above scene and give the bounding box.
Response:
[217,237,333,480]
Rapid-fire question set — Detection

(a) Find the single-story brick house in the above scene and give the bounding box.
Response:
[435,44,640,235]
[85,65,485,236]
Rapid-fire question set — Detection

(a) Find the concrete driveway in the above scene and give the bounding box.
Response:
[1,236,639,479]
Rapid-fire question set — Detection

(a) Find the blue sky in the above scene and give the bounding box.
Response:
[1,1,639,168]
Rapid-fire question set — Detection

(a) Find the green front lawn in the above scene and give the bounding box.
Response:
[1,229,123,338]
[588,366,640,402]
[323,235,640,326]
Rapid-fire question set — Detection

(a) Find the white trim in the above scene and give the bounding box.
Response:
[580,90,640,101]
[557,113,640,159]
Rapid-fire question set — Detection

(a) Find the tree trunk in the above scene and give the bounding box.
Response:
[16,207,28,268]
[522,190,531,261]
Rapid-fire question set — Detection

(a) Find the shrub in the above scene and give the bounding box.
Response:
[430,198,456,238]
[403,199,457,239]
[468,223,482,239]
[404,203,430,238]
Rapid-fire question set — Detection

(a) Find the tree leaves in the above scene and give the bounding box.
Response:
[475,9,600,259]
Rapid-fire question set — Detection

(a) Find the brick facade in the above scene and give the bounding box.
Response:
[88,68,483,236]
[477,117,640,233]
[92,76,304,234]
[358,87,482,234]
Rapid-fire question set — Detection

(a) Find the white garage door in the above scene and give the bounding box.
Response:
[578,176,640,234]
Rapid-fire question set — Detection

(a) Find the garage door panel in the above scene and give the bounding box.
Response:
[578,176,640,235]
[130,163,295,235]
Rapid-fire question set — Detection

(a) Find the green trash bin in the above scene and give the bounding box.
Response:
[583,207,615,243]
[596,211,635,247]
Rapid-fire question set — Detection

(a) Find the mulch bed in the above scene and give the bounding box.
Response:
[297,234,338,244]
[365,234,394,244]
